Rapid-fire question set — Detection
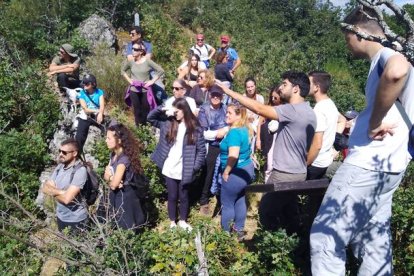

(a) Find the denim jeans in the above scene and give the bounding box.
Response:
[310,163,404,276]
[221,162,255,232]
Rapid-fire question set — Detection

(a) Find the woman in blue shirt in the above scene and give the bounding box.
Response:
[220,103,255,240]
[75,74,105,151]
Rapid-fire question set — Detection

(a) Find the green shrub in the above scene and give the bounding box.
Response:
[85,45,127,107]
[392,177,414,274]
[253,228,299,274]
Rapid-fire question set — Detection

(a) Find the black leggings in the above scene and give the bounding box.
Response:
[130,91,150,126]
[75,117,105,151]
[199,145,221,205]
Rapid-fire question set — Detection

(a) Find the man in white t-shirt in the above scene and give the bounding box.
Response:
[190,34,215,68]
[310,6,414,275]
[306,71,338,179]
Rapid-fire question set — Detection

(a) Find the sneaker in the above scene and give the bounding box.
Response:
[199,204,210,216]
[177,220,193,231]
[236,231,246,242]
[170,221,177,229]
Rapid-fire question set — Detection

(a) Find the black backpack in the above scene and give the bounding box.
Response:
[69,161,100,206]
[129,173,150,200]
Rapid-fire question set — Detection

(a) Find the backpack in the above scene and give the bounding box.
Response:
[69,161,100,206]
[129,172,150,200]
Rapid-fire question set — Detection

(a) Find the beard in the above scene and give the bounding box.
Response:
[279,93,291,104]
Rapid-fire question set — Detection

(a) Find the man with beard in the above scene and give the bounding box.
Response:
[219,71,316,183]
[42,138,88,234]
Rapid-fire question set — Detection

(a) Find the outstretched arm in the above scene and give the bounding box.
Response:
[369,54,410,140]
[217,83,278,120]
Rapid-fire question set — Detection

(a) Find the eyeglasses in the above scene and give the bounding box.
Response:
[130,32,138,36]
[59,149,74,155]
[173,86,184,91]
[133,48,144,51]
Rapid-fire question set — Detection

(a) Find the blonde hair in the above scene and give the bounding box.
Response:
[227,103,254,138]
[198,69,215,89]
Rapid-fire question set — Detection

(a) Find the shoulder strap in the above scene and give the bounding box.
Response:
[377,59,412,129]
[85,90,100,108]
[69,161,86,185]
[396,100,412,130]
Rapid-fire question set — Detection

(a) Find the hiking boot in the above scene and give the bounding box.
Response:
[200,204,210,216]
[177,220,193,231]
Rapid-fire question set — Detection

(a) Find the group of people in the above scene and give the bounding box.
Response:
[44,5,414,275]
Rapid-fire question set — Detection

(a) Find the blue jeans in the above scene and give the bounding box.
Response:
[310,163,404,276]
[221,162,255,232]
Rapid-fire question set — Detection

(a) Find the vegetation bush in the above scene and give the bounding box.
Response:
[1,0,414,274]
[392,164,414,274]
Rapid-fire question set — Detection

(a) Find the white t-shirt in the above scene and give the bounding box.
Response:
[312,98,339,168]
[162,122,187,180]
[179,61,207,70]
[164,96,197,114]
[190,44,213,61]
[243,94,264,132]
[345,47,414,173]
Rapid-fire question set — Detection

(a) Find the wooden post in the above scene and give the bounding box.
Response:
[195,231,208,276]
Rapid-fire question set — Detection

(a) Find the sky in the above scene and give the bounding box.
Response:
[330,0,413,8]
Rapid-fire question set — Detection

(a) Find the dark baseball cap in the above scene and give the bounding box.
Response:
[209,85,224,97]
[82,74,97,86]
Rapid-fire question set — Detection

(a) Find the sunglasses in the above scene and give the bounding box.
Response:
[197,39,204,41]
[173,86,184,91]
[59,149,74,155]
[133,48,144,51]
[130,32,138,36]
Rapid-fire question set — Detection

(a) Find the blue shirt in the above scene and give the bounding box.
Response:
[217,47,239,70]
[220,127,251,169]
[78,88,104,110]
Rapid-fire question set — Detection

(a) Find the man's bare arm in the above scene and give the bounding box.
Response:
[307,132,323,165]
[369,54,410,138]
[218,83,278,120]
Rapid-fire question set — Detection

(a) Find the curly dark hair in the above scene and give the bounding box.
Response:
[107,124,144,174]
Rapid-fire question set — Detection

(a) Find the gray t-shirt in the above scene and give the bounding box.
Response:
[272,102,316,174]
[121,59,165,82]
[51,160,88,222]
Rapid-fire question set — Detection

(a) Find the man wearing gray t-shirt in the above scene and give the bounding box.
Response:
[219,71,316,181]
[42,138,88,233]
[218,71,316,233]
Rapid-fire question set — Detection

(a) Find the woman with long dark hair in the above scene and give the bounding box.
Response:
[148,98,206,230]
[104,124,146,232]
[220,104,255,240]
[178,53,201,87]
[256,86,282,182]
